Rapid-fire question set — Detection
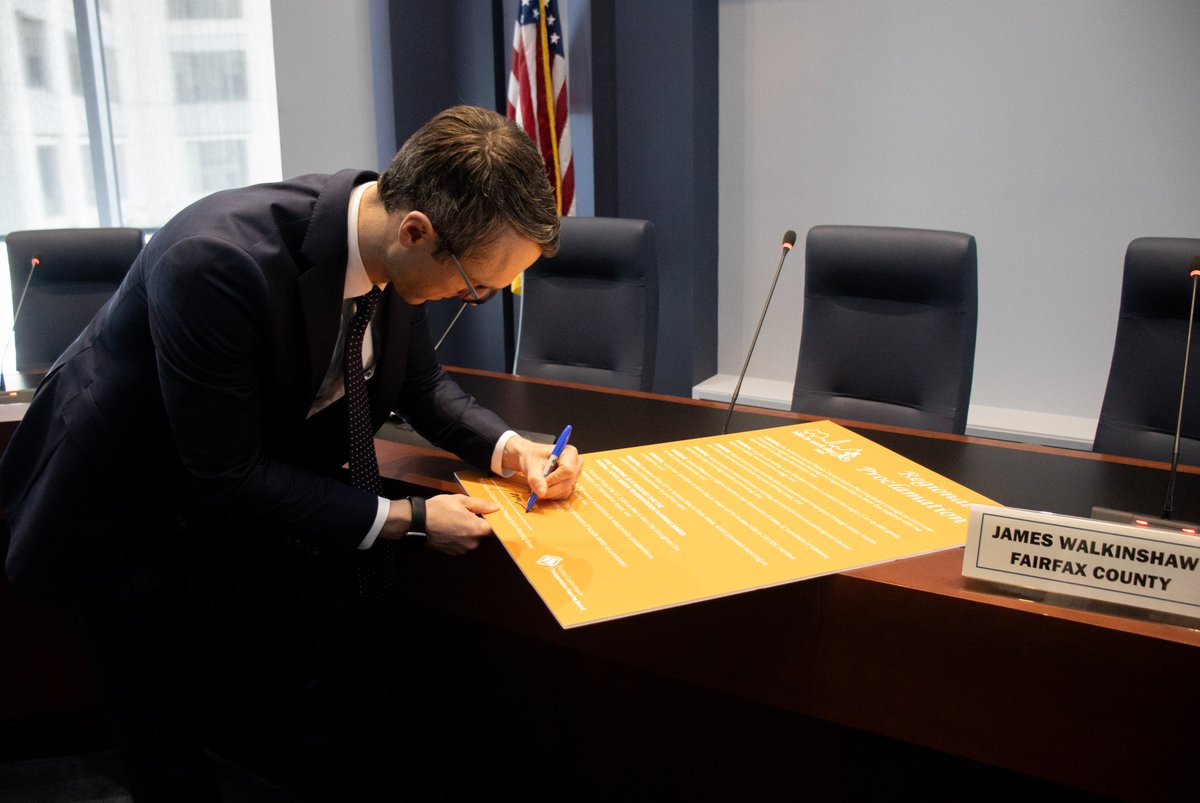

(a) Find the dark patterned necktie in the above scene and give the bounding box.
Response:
[345,287,395,600]
[344,286,382,495]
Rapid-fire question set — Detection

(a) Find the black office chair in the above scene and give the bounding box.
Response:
[5,227,144,372]
[790,225,978,434]
[515,216,658,391]
[1093,237,1200,464]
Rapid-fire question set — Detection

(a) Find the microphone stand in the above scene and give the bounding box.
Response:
[1092,261,1200,534]
[388,301,470,430]
[722,233,796,435]
[435,302,469,351]
[1162,268,1200,519]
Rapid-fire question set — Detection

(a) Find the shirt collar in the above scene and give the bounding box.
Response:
[344,180,380,300]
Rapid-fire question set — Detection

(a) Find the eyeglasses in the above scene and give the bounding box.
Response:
[450,251,497,306]
[435,251,497,350]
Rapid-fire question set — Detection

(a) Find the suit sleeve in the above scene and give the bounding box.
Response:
[392,303,510,469]
[147,235,377,552]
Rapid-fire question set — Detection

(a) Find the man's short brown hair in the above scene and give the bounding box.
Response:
[377,105,560,260]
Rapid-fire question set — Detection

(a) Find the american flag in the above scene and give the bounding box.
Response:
[507,0,574,218]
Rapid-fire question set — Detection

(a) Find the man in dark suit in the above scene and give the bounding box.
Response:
[0,105,582,801]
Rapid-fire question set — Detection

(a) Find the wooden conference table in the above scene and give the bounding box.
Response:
[375,367,1199,802]
[1,367,1195,799]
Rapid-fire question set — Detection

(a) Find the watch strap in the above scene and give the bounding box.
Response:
[405,495,427,538]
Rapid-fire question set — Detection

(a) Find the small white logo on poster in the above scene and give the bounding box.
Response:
[537,555,562,567]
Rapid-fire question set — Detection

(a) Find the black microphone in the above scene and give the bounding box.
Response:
[722,230,797,435]
[0,256,39,393]
[1092,256,1200,534]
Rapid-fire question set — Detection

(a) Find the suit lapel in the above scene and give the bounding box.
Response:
[297,169,379,401]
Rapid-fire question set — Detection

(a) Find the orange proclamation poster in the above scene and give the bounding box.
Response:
[456,421,995,628]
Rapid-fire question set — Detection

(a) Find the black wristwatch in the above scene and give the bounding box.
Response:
[405,496,427,538]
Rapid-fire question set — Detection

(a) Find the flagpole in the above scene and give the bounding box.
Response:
[536,0,563,213]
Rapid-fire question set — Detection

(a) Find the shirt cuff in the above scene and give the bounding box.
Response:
[357,496,391,550]
[492,429,517,477]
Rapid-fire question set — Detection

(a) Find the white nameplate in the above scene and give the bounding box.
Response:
[963,504,1200,621]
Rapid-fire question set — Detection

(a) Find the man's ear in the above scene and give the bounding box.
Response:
[396,211,436,248]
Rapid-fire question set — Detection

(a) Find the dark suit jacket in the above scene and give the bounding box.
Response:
[0,170,508,605]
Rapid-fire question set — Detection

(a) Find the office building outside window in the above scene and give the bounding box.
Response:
[190,139,247,195]
[168,0,243,21]
[172,51,247,103]
[36,146,63,217]
[17,12,48,89]
[67,32,82,94]
[0,0,281,371]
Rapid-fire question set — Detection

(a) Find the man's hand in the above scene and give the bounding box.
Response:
[379,494,498,555]
[502,434,584,501]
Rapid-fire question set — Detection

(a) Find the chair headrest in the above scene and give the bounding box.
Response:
[1120,237,1200,318]
[6,228,144,284]
[805,224,976,306]
[534,217,655,280]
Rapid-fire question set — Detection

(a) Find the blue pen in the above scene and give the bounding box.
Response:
[526,424,572,512]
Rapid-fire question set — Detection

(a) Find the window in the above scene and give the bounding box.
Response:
[190,140,247,194]
[2,1,279,236]
[80,144,96,209]
[64,33,116,101]
[167,0,242,20]
[37,146,63,216]
[171,50,247,103]
[103,46,119,102]
[17,13,49,89]
[0,0,281,372]
[67,33,82,94]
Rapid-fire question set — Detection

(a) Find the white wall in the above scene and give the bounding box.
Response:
[716,0,1200,445]
[270,0,383,175]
